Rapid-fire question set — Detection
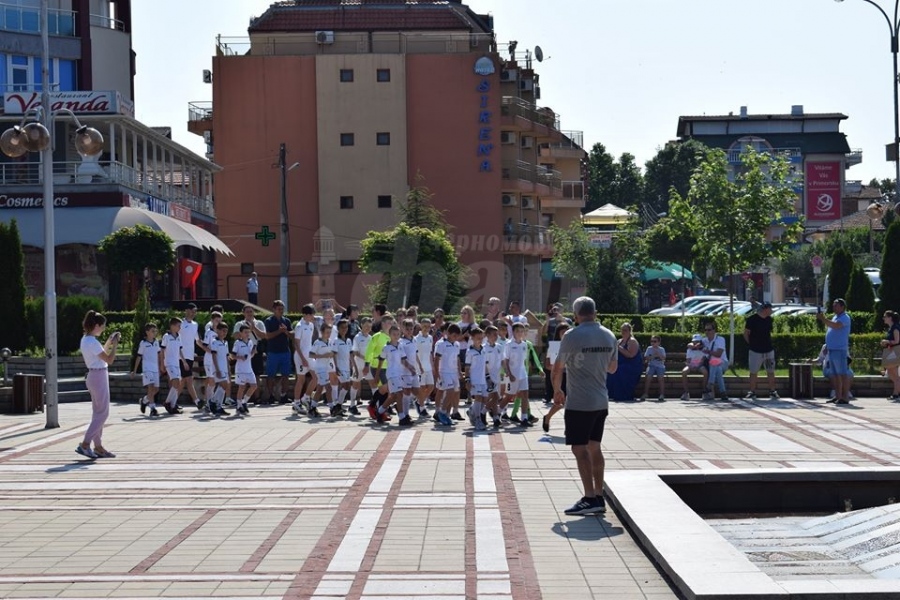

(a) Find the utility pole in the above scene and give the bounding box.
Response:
[279,143,289,308]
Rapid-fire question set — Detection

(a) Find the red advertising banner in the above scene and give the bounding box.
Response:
[805,161,842,221]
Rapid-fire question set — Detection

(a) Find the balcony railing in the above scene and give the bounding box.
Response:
[188,101,213,122]
[89,13,125,31]
[555,130,584,148]
[502,223,551,247]
[0,3,76,36]
[0,160,214,217]
[562,180,584,200]
[727,147,802,163]
[846,148,863,166]
[502,160,536,183]
[501,96,560,131]
[537,165,562,190]
[217,31,495,57]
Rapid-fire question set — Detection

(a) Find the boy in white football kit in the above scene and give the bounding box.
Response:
[503,323,533,428]
[160,317,188,414]
[293,304,319,414]
[208,322,232,417]
[232,324,257,415]
[201,311,223,410]
[350,317,373,407]
[433,323,462,427]
[309,322,337,418]
[330,321,353,417]
[465,327,489,430]
[376,325,413,425]
[179,304,203,410]
[399,319,421,425]
[132,323,161,417]
[414,318,434,418]
[483,325,504,429]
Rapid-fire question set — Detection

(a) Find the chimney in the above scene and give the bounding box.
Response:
[791,105,804,116]
[739,106,748,119]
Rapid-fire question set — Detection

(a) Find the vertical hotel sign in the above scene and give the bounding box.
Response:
[805,161,842,221]
[474,57,496,172]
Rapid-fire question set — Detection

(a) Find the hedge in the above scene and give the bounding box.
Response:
[25,296,104,355]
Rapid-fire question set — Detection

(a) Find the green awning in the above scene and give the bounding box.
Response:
[641,262,693,282]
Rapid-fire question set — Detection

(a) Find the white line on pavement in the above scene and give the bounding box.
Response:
[724,429,813,453]
[644,428,689,452]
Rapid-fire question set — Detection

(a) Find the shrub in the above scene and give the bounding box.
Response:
[846,264,876,313]
[26,296,104,355]
[0,220,27,352]
[880,221,900,314]
[828,247,853,305]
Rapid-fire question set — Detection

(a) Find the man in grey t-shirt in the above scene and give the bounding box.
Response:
[552,296,618,516]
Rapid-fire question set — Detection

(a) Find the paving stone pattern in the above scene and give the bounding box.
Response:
[2,393,900,598]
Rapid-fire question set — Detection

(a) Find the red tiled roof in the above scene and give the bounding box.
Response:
[815,209,887,232]
[249,2,477,33]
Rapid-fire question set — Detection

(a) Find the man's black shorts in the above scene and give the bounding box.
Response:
[564,408,609,446]
[180,358,195,378]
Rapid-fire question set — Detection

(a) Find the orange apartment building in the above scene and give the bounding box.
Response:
[190,0,586,311]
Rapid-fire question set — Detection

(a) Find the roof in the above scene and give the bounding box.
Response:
[582,203,634,225]
[681,133,852,155]
[249,0,491,33]
[814,209,887,233]
[679,113,847,123]
[844,183,885,202]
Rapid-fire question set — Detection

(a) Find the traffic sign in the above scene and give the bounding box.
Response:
[811,255,823,268]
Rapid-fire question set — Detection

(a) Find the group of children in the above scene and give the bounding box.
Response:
[131,312,258,417]
[130,305,550,430]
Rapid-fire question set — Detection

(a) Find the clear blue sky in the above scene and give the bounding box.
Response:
[133,0,898,184]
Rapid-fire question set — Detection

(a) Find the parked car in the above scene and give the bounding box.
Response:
[648,295,729,316]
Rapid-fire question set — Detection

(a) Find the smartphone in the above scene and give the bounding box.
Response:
[111,331,121,341]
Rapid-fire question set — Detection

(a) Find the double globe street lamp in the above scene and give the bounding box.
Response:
[1,106,104,428]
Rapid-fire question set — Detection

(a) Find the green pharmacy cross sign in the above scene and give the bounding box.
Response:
[255,226,276,247]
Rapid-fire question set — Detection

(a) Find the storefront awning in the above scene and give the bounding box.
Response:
[0,206,233,255]
[641,262,693,282]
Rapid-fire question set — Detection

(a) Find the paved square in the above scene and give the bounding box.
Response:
[1,393,899,598]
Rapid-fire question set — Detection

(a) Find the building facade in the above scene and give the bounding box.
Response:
[0,0,228,307]
[196,0,586,311]
[677,105,862,303]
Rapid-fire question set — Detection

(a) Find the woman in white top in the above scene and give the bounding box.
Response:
[456,305,476,395]
[77,310,120,459]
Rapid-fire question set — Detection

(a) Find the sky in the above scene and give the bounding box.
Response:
[133,0,900,185]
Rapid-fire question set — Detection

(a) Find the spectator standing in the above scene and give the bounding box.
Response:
[263,300,293,403]
[744,301,779,400]
[76,311,119,460]
[553,296,617,516]
[701,322,729,401]
[246,272,259,305]
[817,298,852,405]
[881,310,900,401]
[483,297,502,322]
[371,304,387,334]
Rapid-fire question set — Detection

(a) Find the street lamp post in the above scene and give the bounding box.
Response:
[0,1,104,428]
[837,0,900,201]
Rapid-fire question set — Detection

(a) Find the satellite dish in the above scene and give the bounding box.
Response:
[535,46,544,62]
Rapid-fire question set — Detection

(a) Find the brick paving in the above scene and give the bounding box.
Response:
[0,393,899,598]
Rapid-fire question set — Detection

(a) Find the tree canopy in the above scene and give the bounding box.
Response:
[358,181,467,311]
[827,247,853,305]
[846,263,876,313]
[642,139,707,216]
[879,221,900,313]
[97,224,176,276]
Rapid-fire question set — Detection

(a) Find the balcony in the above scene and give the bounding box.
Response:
[727,147,802,164]
[536,165,562,193]
[541,181,585,209]
[0,2,76,36]
[89,13,126,32]
[846,148,863,167]
[187,101,213,137]
[540,130,585,161]
[217,31,495,57]
[500,97,561,138]
[501,223,552,257]
[0,160,214,217]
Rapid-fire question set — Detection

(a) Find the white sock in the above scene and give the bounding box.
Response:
[331,385,339,405]
[166,387,178,406]
[350,387,358,402]
[339,388,349,404]
[378,404,387,414]
[213,387,225,408]
[473,401,483,416]
[148,402,157,409]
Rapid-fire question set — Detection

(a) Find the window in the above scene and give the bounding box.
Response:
[340,196,354,209]
[0,55,72,92]
[377,195,392,209]
[339,261,354,274]
[376,68,391,83]
[340,133,355,146]
[376,132,391,146]
[240,263,255,275]
[340,69,354,83]
[306,262,319,274]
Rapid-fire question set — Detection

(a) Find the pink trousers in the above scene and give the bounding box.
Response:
[83,369,110,447]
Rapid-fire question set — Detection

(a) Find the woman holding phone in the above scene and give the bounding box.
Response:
[77,310,119,459]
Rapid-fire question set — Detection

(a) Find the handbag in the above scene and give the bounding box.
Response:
[884,347,900,368]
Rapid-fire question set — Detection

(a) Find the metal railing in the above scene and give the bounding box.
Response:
[501,96,560,131]
[501,160,536,183]
[846,148,863,165]
[727,147,802,163]
[502,223,551,246]
[0,160,214,217]
[89,13,125,31]
[0,3,75,36]
[216,31,494,56]
[188,101,213,122]
[0,82,60,92]
[554,130,584,148]
[562,180,585,200]
[537,165,561,190]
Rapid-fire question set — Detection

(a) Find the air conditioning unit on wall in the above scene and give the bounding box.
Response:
[521,196,534,209]
[521,136,534,149]
[316,30,334,44]
[501,69,518,82]
[502,194,517,207]
[500,132,517,145]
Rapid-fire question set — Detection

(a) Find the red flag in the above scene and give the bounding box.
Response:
[179,258,203,287]
[669,288,676,306]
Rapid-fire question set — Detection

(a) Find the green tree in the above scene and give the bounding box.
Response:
[550,221,635,313]
[0,220,28,352]
[585,142,617,214]
[846,264,876,313]
[359,183,466,311]
[879,221,900,313]
[613,152,643,209]
[667,147,804,356]
[828,247,853,305]
[642,139,707,215]
[869,177,896,196]
[98,225,175,309]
